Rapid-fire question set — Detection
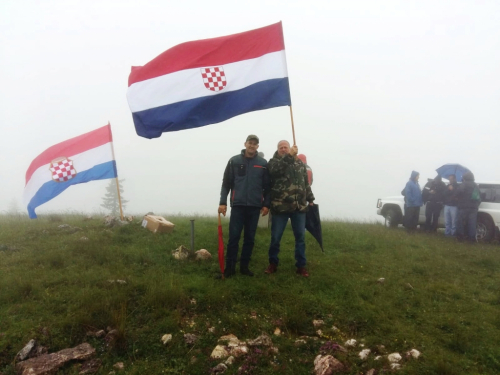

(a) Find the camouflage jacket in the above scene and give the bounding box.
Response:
[268,151,315,214]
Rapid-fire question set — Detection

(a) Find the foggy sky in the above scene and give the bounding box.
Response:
[1,0,499,221]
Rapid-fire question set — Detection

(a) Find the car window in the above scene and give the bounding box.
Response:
[478,185,500,203]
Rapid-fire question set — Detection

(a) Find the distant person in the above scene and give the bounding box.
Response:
[297,154,313,185]
[265,140,315,277]
[403,171,423,233]
[422,175,446,232]
[218,135,270,278]
[456,171,481,242]
[443,174,459,236]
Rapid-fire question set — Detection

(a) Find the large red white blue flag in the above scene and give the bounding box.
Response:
[23,125,117,218]
[126,22,291,139]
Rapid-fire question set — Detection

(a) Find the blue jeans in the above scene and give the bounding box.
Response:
[457,208,478,242]
[268,211,306,268]
[226,206,261,267]
[444,205,458,236]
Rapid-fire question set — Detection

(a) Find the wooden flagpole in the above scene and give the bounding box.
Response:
[289,106,296,145]
[108,122,124,221]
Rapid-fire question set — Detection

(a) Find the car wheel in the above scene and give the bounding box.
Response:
[384,208,400,228]
[476,214,494,242]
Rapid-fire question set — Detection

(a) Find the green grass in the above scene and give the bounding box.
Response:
[0,214,499,374]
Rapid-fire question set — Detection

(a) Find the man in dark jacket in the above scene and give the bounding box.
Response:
[264,140,315,277]
[403,171,423,232]
[456,171,481,242]
[422,175,446,232]
[218,135,270,278]
[443,174,459,236]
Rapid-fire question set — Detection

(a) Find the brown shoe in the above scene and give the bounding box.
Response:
[296,267,309,277]
[264,263,277,274]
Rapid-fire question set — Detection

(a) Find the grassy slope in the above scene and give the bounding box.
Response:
[0,214,499,374]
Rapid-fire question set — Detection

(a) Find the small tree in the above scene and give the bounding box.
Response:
[101,179,128,216]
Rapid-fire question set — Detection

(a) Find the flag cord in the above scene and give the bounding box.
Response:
[108,122,124,221]
[289,105,296,145]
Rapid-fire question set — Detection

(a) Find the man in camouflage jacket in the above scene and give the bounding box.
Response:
[264,140,315,277]
[218,135,270,278]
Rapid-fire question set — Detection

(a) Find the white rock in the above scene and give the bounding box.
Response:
[190,298,197,305]
[407,348,421,359]
[316,329,323,337]
[331,325,339,332]
[161,334,172,345]
[388,352,402,363]
[195,249,212,260]
[313,354,344,375]
[229,345,248,357]
[344,339,357,347]
[377,278,385,283]
[294,339,306,346]
[219,334,241,347]
[374,356,382,361]
[113,362,124,370]
[208,327,216,333]
[358,349,371,360]
[274,327,281,336]
[210,345,229,359]
[116,280,126,284]
[391,363,402,370]
[313,319,325,328]
[225,356,235,365]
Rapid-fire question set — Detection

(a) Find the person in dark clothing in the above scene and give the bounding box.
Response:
[404,171,423,232]
[443,174,459,236]
[422,175,446,232]
[218,135,271,277]
[456,171,481,242]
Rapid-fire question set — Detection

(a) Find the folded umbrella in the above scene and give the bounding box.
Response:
[436,163,471,182]
[305,204,324,252]
[217,213,225,279]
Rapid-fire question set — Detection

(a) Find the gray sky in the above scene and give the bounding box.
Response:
[1,0,499,221]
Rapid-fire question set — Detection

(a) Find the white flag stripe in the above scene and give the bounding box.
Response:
[23,143,114,205]
[127,50,288,113]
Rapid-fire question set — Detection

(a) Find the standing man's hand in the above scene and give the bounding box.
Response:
[218,205,227,216]
[289,145,298,157]
[309,202,314,206]
[261,207,269,216]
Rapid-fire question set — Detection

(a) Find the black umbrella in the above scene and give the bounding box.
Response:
[306,204,324,252]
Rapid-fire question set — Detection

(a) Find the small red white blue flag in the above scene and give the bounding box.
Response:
[23,125,117,218]
[126,22,291,139]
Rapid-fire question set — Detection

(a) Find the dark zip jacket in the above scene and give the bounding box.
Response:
[219,150,270,208]
[268,151,315,214]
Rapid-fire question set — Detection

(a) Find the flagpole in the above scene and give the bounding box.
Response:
[108,122,124,221]
[289,106,297,145]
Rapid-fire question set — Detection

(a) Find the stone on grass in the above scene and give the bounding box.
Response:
[366,369,376,375]
[195,249,212,260]
[316,330,323,337]
[219,334,241,347]
[16,343,95,375]
[331,326,339,332]
[295,339,307,346]
[225,356,235,365]
[16,339,37,361]
[113,362,124,371]
[390,363,401,370]
[211,345,229,359]
[388,353,402,363]
[208,327,216,333]
[80,237,89,241]
[79,358,101,374]
[406,348,421,359]
[273,328,281,336]
[161,334,172,345]
[344,339,357,347]
[210,363,227,374]
[313,319,325,328]
[247,334,272,347]
[229,345,248,357]
[313,354,345,375]
[58,224,71,229]
[184,333,198,345]
[358,349,371,360]
[116,280,126,284]
[172,245,190,260]
[377,278,385,283]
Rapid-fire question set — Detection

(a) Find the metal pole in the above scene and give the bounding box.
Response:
[190,219,195,251]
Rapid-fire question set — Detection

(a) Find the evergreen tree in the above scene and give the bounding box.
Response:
[101,179,128,215]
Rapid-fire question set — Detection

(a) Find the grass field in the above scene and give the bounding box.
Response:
[0,214,499,374]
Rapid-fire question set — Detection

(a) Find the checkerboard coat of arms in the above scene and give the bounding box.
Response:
[49,157,77,182]
[201,66,227,92]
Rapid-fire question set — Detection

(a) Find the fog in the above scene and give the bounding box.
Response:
[1,0,499,221]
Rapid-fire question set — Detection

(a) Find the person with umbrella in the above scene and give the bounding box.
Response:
[264,140,315,277]
[443,174,459,236]
[218,135,270,278]
[422,175,446,233]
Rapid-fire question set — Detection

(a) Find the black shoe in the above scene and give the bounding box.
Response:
[223,267,236,278]
[240,266,254,277]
